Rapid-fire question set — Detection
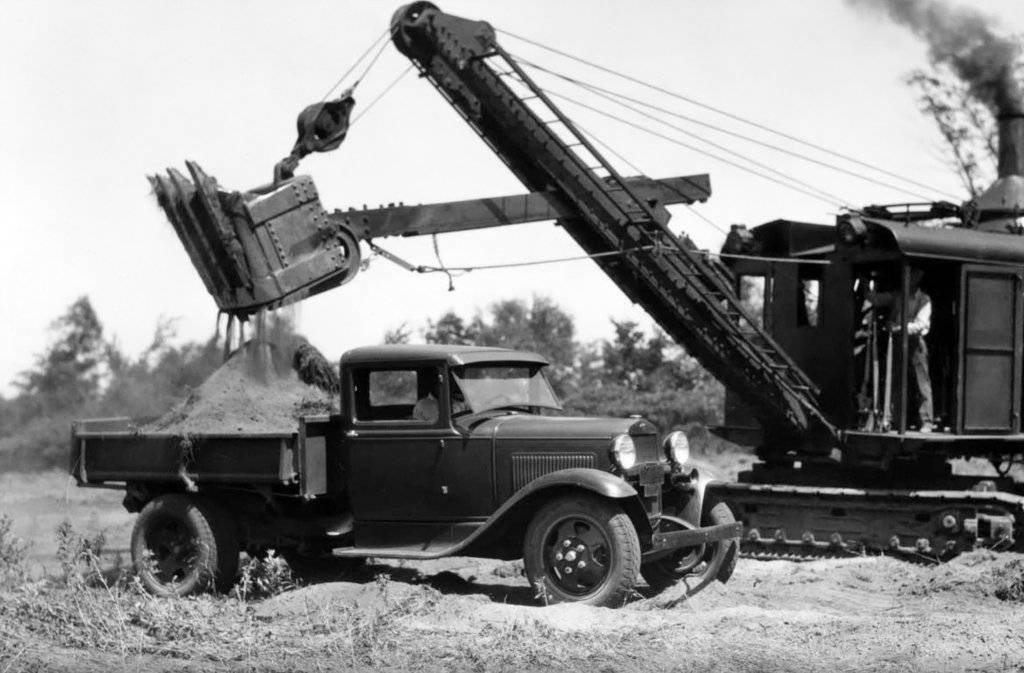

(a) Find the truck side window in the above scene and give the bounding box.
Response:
[354,367,441,422]
[369,370,418,407]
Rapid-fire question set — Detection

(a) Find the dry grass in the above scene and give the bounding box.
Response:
[0,516,633,672]
[3,472,1024,672]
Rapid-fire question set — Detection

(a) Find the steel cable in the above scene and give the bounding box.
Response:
[543,87,847,208]
[320,26,393,101]
[500,67,845,209]
[546,74,855,207]
[498,28,960,201]
[371,242,828,277]
[575,120,730,236]
[350,65,415,125]
[515,57,940,202]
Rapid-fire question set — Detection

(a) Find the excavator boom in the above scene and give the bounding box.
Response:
[388,2,834,445]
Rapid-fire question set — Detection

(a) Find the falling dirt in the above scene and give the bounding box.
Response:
[145,341,336,434]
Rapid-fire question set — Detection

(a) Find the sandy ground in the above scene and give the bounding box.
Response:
[2,471,1024,672]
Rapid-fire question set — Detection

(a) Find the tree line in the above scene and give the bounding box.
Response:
[0,295,722,472]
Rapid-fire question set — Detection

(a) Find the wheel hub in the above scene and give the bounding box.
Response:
[545,518,611,595]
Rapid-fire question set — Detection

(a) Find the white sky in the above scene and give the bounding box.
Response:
[2,0,1023,396]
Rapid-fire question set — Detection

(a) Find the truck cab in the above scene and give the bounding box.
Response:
[72,344,740,607]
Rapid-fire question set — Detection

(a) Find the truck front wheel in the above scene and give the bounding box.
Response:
[523,494,641,607]
[131,494,239,597]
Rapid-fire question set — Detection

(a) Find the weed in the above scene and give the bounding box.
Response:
[232,551,296,600]
[54,520,107,586]
[0,512,30,584]
[531,574,550,606]
[991,559,1024,601]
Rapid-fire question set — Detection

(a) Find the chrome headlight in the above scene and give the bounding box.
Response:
[610,433,636,470]
[663,430,690,465]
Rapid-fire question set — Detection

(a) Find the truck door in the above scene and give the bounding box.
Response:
[957,265,1023,433]
[346,365,460,523]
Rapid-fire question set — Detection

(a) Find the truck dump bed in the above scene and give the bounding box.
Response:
[71,417,309,487]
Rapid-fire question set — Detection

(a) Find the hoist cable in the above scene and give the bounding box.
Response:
[515,57,939,202]
[542,87,846,208]
[320,26,392,101]
[575,120,729,236]
[350,65,415,125]
[352,36,393,89]
[682,204,729,236]
[539,73,854,207]
[498,28,960,200]
[499,67,844,209]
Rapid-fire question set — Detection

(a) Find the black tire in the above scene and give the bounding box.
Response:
[131,494,239,597]
[522,494,641,608]
[641,501,737,595]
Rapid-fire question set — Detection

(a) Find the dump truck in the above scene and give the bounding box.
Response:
[72,344,740,607]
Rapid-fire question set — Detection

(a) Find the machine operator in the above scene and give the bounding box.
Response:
[870,269,934,432]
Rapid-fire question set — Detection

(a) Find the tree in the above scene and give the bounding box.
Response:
[416,296,578,395]
[907,64,1001,197]
[1,297,225,471]
[383,323,411,345]
[100,320,221,419]
[567,319,723,429]
[16,296,106,412]
[423,311,477,345]
[397,299,724,429]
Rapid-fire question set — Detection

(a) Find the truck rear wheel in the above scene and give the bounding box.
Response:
[641,501,738,595]
[131,494,239,597]
[523,494,641,608]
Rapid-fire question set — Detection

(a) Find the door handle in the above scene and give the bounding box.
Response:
[439,439,448,495]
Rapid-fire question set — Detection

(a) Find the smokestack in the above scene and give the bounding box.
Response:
[997,114,1024,178]
[846,0,1023,231]
[991,65,1024,177]
[975,67,1024,232]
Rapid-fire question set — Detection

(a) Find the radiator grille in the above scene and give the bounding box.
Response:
[511,453,596,490]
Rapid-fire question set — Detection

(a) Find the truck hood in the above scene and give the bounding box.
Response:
[480,414,657,439]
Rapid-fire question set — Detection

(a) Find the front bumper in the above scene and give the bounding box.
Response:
[648,521,743,553]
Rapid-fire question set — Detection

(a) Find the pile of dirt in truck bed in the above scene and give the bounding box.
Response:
[145,342,337,434]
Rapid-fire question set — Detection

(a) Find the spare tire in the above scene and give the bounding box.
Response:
[131,494,239,596]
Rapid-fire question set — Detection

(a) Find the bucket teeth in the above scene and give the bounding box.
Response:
[149,172,225,299]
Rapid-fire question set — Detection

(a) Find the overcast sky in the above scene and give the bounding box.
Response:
[2,0,1023,396]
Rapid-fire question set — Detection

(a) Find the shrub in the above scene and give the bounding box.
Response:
[55,519,107,586]
[232,551,296,600]
[0,512,30,583]
[992,560,1024,602]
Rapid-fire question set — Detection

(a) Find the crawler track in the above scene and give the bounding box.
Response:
[717,482,1024,561]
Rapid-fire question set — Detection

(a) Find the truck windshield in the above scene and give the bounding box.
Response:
[451,364,562,413]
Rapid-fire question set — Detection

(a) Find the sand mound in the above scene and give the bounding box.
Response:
[146,342,337,434]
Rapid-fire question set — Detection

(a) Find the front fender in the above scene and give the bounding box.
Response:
[458,468,646,555]
[510,467,638,503]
